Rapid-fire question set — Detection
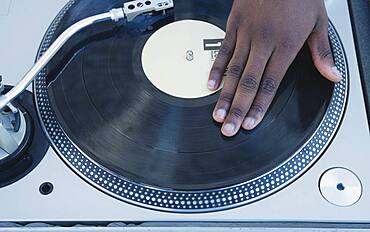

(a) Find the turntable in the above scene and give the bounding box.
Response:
[0,0,369,230]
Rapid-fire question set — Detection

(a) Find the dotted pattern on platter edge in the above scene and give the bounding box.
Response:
[34,0,348,213]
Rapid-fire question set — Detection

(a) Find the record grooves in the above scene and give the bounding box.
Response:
[34,0,348,212]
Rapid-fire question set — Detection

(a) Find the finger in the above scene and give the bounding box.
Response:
[243,51,289,130]
[208,29,237,90]
[221,49,271,137]
[308,19,342,83]
[213,41,251,123]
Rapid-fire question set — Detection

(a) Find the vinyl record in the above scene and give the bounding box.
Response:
[35,0,348,212]
[42,0,335,191]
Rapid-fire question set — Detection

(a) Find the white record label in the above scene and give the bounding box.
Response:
[142,20,225,99]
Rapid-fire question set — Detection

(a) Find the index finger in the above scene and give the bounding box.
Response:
[208,29,237,90]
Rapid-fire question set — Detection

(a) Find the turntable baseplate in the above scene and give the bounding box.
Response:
[32,0,349,213]
[0,0,369,224]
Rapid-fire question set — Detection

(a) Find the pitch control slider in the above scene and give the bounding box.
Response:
[0,0,174,111]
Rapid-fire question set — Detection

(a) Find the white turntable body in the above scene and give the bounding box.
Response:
[0,0,369,223]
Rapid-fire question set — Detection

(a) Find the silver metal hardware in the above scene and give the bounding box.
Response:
[320,168,362,207]
[0,0,174,111]
[0,108,25,156]
[0,75,4,94]
[123,0,173,22]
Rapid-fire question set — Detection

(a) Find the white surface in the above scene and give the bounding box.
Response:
[142,20,224,99]
[0,0,69,90]
[0,0,11,15]
[320,168,362,207]
[0,0,369,223]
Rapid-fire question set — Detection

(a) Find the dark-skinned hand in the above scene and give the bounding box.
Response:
[208,0,342,137]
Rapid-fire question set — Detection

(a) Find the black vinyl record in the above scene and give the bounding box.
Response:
[44,0,334,191]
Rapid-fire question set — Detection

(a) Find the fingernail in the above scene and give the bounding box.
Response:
[214,109,227,121]
[222,123,236,136]
[243,117,256,130]
[208,80,217,90]
[331,67,343,82]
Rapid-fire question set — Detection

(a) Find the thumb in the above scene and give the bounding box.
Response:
[308,22,342,83]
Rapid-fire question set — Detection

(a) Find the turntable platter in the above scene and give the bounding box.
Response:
[34,0,348,212]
